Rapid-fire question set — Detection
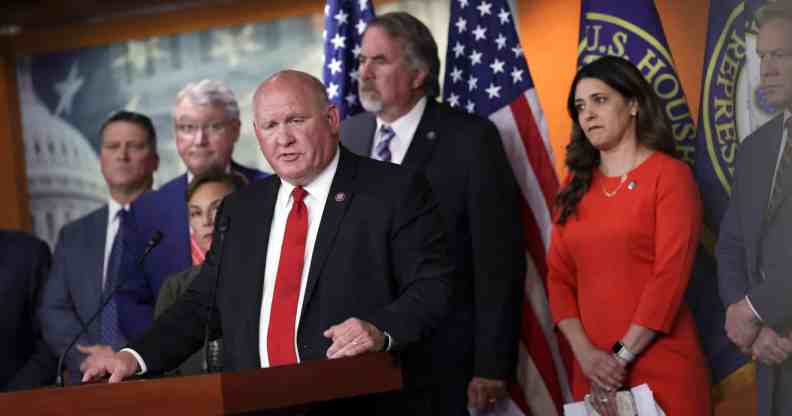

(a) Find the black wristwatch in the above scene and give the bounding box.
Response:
[611,341,637,364]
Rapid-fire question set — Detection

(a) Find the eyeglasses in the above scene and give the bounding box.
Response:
[175,121,230,137]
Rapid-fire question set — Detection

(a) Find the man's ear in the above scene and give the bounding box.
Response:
[411,68,429,91]
[327,104,341,132]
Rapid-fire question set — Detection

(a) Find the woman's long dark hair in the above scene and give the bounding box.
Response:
[555,56,677,224]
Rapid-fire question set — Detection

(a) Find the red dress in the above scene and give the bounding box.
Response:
[548,152,712,415]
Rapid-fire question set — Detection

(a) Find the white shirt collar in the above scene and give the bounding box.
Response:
[278,146,340,206]
[107,198,129,221]
[376,96,427,141]
[186,163,232,184]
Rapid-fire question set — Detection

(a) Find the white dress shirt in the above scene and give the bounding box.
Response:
[186,163,232,184]
[103,199,129,289]
[258,149,339,367]
[370,97,428,165]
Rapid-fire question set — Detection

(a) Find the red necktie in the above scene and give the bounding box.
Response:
[267,186,308,366]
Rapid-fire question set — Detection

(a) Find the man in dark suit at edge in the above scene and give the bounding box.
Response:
[0,230,56,391]
[341,12,525,414]
[80,71,454,414]
[717,3,792,415]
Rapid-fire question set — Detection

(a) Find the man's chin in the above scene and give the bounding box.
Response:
[360,96,383,113]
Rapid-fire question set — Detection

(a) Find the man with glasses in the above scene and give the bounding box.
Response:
[122,80,266,318]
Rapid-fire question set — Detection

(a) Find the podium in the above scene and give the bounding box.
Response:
[0,352,402,415]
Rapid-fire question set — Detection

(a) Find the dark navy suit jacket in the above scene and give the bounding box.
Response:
[0,230,55,391]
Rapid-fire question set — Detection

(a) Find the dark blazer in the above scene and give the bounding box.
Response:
[127,161,268,296]
[717,114,792,416]
[0,230,56,391]
[154,265,220,376]
[341,100,525,393]
[40,206,150,383]
[130,147,454,413]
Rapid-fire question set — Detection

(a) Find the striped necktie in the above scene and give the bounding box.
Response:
[375,124,395,162]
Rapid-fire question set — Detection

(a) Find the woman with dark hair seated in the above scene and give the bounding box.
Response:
[154,169,247,375]
[547,56,711,415]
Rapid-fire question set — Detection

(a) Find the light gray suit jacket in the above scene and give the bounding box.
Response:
[717,114,792,416]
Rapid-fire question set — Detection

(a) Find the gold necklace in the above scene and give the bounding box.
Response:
[601,150,643,197]
[602,173,628,197]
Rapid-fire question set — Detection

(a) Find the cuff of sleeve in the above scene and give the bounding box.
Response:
[120,348,148,375]
[745,295,763,323]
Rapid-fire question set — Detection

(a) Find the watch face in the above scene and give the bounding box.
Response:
[611,342,623,355]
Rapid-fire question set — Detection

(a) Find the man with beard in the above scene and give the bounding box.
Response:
[341,12,525,415]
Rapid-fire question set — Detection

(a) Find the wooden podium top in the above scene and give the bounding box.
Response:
[0,352,402,415]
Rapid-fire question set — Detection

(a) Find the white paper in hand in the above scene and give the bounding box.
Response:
[562,384,665,416]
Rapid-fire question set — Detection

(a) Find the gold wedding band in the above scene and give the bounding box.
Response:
[600,397,609,403]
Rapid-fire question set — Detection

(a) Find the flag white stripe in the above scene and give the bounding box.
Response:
[490,102,552,249]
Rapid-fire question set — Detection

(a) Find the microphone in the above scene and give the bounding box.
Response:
[55,231,163,387]
[202,217,229,373]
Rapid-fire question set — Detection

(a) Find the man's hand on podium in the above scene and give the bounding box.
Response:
[323,317,385,359]
[79,345,140,383]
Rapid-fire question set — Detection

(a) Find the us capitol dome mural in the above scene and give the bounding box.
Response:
[18,62,107,248]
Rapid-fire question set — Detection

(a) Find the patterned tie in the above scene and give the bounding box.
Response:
[375,124,395,162]
[101,209,128,349]
[768,118,792,218]
[267,186,308,366]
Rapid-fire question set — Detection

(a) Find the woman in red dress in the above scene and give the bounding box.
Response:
[548,57,711,415]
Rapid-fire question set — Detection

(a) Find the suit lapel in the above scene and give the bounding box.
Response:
[751,116,784,237]
[401,100,439,168]
[301,148,356,311]
[241,179,279,364]
[83,207,108,337]
[344,114,377,156]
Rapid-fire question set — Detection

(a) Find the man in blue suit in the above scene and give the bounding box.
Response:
[124,80,267,304]
[39,111,160,384]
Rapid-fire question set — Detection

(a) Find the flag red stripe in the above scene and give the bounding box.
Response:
[505,94,575,412]
[520,198,548,282]
[519,295,565,414]
[509,379,533,416]
[509,94,560,210]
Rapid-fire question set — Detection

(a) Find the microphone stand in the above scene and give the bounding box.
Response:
[55,231,163,387]
[202,217,229,373]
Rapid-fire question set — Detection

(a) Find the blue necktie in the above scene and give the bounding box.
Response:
[375,125,395,162]
[101,209,128,349]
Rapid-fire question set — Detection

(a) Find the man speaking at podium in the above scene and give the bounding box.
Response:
[80,70,454,414]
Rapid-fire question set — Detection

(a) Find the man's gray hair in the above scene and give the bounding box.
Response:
[366,12,441,99]
[756,1,792,28]
[174,79,240,119]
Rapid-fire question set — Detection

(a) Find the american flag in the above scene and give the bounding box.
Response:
[442,1,572,414]
[322,0,375,120]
